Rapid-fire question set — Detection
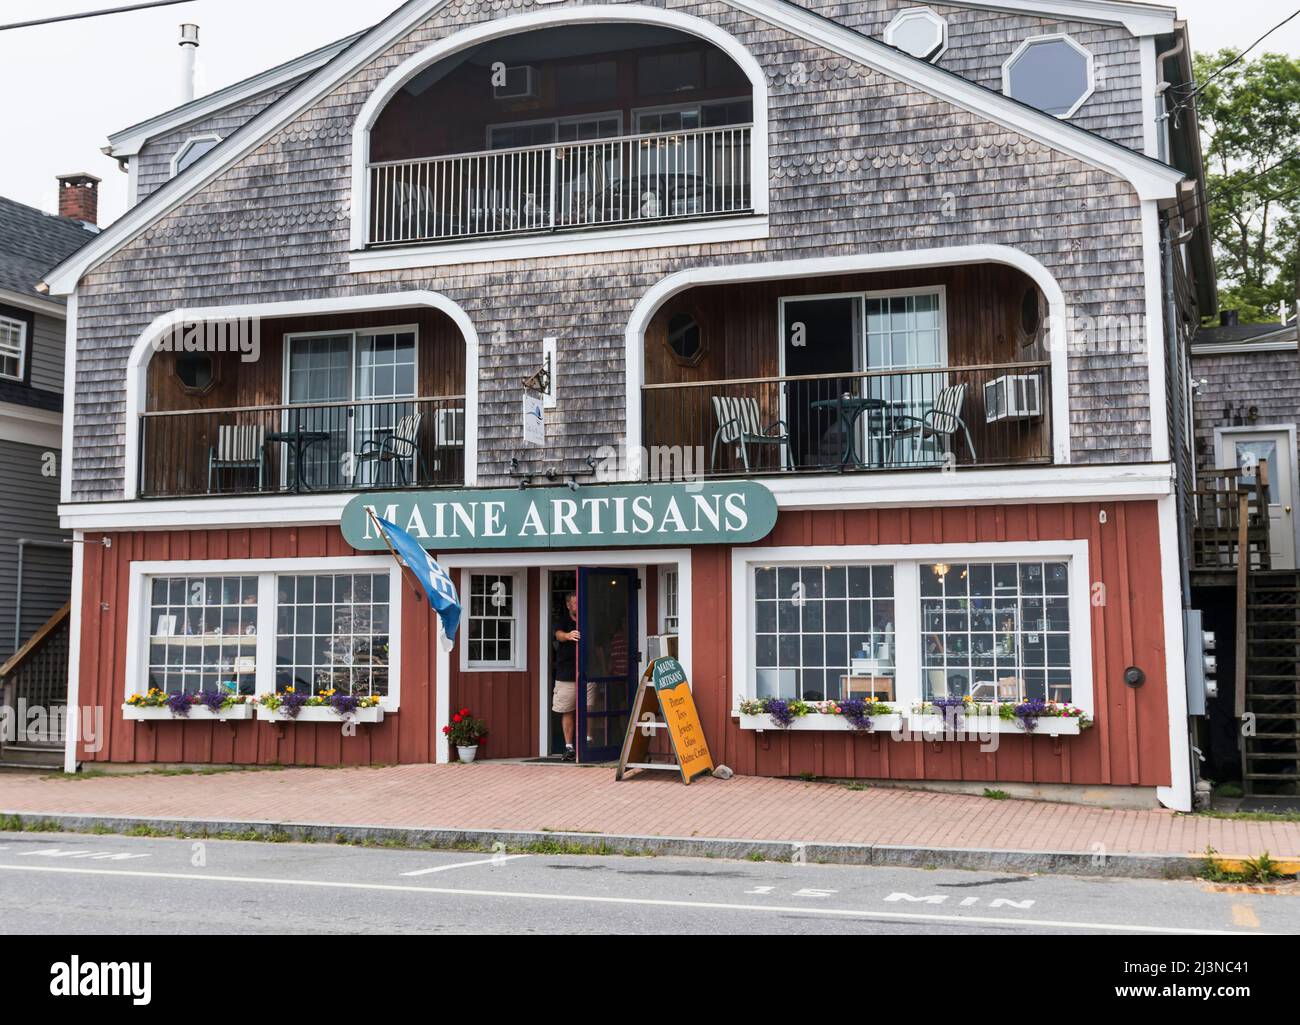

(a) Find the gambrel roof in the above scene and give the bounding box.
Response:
[41,0,1185,296]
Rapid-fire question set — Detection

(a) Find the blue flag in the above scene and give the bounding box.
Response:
[372,514,461,651]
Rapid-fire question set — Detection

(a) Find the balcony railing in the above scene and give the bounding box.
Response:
[368,124,753,246]
[138,397,466,499]
[641,363,1053,479]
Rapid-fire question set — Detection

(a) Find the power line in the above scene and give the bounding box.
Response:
[1170,7,1300,115]
[0,0,197,32]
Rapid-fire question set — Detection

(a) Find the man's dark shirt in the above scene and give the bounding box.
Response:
[554,613,577,681]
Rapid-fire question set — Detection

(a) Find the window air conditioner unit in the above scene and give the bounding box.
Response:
[493,66,537,100]
[984,374,1043,423]
[436,408,466,447]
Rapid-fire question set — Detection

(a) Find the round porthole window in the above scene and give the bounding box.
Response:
[175,352,216,394]
[1020,288,1041,339]
[666,312,705,366]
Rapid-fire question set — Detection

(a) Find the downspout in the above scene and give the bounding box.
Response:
[1154,36,1185,165]
[13,539,70,654]
[1162,219,1194,604]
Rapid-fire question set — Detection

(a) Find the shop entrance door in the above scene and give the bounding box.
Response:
[576,567,640,763]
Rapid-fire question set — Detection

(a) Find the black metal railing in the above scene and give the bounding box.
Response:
[641,363,1052,479]
[139,397,466,498]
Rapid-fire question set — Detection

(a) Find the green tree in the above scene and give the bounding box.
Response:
[1194,50,1300,323]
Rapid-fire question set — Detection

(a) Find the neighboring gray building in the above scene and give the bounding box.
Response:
[0,178,96,765]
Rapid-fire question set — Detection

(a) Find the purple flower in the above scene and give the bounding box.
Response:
[932,696,966,728]
[196,690,227,714]
[1013,699,1050,732]
[278,690,310,719]
[764,698,797,729]
[165,692,195,717]
[837,699,874,731]
[328,693,361,716]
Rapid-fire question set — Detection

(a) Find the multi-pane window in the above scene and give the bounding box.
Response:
[0,316,25,381]
[147,576,259,696]
[276,573,390,697]
[466,573,518,667]
[753,565,896,702]
[660,569,680,634]
[920,561,1072,704]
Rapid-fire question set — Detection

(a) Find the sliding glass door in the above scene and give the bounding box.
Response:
[863,291,945,466]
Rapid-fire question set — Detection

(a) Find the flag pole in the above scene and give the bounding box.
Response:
[366,506,425,604]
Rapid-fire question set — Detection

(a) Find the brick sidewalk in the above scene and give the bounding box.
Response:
[2,763,1298,857]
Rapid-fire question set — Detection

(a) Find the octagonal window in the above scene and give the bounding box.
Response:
[885,7,948,62]
[1003,34,1095,118]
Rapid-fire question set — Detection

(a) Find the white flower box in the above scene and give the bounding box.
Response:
[738,712,904,734]
[123,703,255,723]
[256,705,385,725]
[907,714,1082,738]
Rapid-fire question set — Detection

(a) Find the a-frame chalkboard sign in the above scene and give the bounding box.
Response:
[615,656,714,784]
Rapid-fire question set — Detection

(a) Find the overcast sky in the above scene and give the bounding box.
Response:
[1,0,1298,225]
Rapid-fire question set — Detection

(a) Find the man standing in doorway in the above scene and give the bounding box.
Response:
[552,591,580,761]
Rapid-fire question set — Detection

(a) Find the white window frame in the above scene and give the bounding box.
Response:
[124,556,404,710]
[485,111,624,150]
[658,566,680,634]
[170,133,224,178]
[0,314,27,382]
[630,96,752,134]
[731,541,1094,719]
[884,7,949,63]
[461,568,528,672]
[1002,33,1096,119]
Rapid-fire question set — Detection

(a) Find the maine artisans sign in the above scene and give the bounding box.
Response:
[341,483,778,551]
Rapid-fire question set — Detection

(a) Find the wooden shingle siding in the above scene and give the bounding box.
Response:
[133,85,299,203]
[70,0,1156,502]
[808,0,1147,152]
[1192,348,1300,472]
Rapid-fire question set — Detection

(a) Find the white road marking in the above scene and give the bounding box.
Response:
[400,855,529,877]
[0,862,1253,935]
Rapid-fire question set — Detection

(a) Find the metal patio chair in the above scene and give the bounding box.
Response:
[357,412,426,485]
[709,396,790,472]
[888,383,977,466]
[207,424,266,494]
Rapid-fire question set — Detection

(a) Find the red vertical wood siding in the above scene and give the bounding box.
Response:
[692,501,1172,788]
[75,499,1172,786]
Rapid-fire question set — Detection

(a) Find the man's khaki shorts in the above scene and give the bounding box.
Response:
[552,681,601,714]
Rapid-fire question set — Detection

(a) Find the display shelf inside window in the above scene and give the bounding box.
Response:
[754,564,897,704]
[147,576,259,696]
[274,573,391,700]
[921,561,1071,705]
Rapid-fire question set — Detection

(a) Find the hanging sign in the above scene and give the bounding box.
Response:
[616,656,714,785]
[341,482,778,551]
[522,389,545,447]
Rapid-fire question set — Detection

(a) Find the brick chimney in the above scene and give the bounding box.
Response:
[57,173,101,226]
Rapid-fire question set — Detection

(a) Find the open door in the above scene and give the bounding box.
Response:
[1220,428,1299,570]
[576,567,639,763]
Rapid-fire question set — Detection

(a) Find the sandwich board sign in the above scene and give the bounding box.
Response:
[616,656,713,784]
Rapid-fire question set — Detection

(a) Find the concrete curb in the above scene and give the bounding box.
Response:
[0,809,1221,878]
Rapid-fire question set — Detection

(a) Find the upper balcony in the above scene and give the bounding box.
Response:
[137,307,467,499]
[639,263,1058,480]
[363,23,754,249]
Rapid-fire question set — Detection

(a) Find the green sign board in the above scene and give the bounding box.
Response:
[341,482,778,551]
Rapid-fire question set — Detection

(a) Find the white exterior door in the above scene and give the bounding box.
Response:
[1220,427,1299,571]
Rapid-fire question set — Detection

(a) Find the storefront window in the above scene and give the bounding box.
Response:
[920,561,1072,703]
[275,573,390,696]
[466,572,519,668]
[752,564,896,702]
[147,576,259,695]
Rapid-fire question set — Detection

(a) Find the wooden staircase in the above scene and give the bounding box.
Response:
[0,603,70,770]
[1243,571,1300,796]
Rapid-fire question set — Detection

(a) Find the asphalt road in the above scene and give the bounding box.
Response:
[0,830,1295,935]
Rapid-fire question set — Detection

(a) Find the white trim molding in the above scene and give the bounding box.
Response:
[433,547,692,764]
[122,555,404,711]
[459,567,529,673]
[120,290,480,501]
[0,402,61,450]
[1002,33,1097,119]
[1155,494,1191,812]
[347,5,772,253]
[730,540,1095,719]
[624,245,1074,477]
[0,287,66,319]
[884,7,949,63]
